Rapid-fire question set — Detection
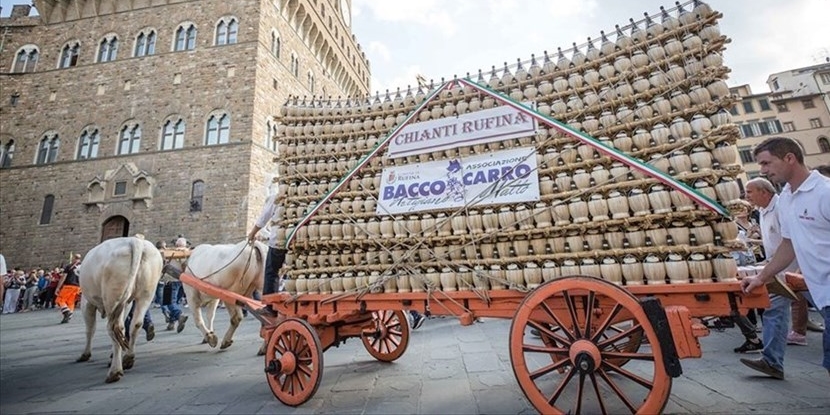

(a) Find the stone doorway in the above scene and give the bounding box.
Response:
[101,215,129,241]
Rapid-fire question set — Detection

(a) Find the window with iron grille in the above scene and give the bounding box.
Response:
[40,195,54,225]
[190,180,205,212]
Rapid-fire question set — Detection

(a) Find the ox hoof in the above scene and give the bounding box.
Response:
[220,339,234,350]
[105,371,123,383]
[76,352,91,362]
[256,347,266,356]
[207,334,218,348]
[123,354,135,370]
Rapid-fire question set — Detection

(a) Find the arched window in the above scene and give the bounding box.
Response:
[40,194,55,225]
[205,113,230,145]
[11,45,39,73]
[97,36,118,62]
[190,180,205,212]
[59,42,80,68]
[161,118,186,150]
[77,128,100,160]
[175,24,197,51]
[0,140,14,168]
[819,137,830,153]
[266,118,279,152]
[36,133,60,165]
[118,124,142,155]
[134,29,157,57]
[290,52,298,77]
[308,71,315,94]
[215,17,239,45]
[271,30,281,58]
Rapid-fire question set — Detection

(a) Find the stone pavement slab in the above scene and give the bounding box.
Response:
[1,307,828,414]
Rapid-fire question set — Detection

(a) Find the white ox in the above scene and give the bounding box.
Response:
[76,236,163,383]
[182,240,267,354]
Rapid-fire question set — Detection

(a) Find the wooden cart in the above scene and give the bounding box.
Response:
[180,4,771,412]
[182,272,769,414]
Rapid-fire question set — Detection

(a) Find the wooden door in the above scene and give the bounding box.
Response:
[101,216,129,241]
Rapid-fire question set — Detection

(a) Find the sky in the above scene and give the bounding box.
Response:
[2,0,827,96]
[347,0,830,96]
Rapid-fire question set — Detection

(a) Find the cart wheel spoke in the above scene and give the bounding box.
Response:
[529,321,572,347]
[529,358,572,380]
[540,302,575,344]
[362,310,410,362]
[510,276,671,414]
[583,291,596,340]
[547,366,577,405]
[368,334,381,348]
[563,290,583,339]
[602,361,653,389]
[590,304,624,343]
[601,351,654,361]
[274,338,287,354]
[386,335,401,349]
[598,324,643,349]
[589,372,607,415]
[597,368,638,414]
[574,372,586,415]
[522,344,569,354]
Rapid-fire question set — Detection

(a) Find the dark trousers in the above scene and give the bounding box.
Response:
[38,288,52,308]
[733,312,758,341]
[125,302,152,342]
[264,247,287,295]
[161,281,182,322]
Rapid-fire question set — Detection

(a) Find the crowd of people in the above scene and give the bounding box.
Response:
[2,264,67,314]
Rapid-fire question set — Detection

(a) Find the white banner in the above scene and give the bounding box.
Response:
[376,147,540,216]
[387,105,537,158]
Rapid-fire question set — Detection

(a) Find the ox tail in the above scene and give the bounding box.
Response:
[110,237,145,350]
[109,301,131,350]
[118,237,145,309]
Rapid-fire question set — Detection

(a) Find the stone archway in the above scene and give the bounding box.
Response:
[101,215,130,241]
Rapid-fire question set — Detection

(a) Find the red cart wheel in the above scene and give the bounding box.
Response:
[264,318,323,407]
[361,310,409,362]
[510,276,671,415]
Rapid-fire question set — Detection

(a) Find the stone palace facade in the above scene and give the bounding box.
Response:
[0,0,370,268]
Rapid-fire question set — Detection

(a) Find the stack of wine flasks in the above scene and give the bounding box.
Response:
[273,0,748,296]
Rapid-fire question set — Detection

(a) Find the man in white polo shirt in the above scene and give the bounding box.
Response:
[739,177,798,379]
[742,137,830,377]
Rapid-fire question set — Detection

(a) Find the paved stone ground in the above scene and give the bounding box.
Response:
[1,306,828,414]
